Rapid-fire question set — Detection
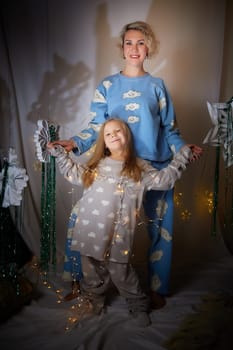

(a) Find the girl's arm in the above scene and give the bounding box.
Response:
[143,146,192,191]
[47,143,84,186]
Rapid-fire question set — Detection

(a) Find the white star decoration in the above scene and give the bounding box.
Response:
[203,101,233,168]
[0,148,29,207]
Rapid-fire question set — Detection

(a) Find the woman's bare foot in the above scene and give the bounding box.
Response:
[64,281,80,301]
[150,291,166,309]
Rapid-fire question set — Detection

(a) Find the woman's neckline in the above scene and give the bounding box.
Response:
[119,71,149,78]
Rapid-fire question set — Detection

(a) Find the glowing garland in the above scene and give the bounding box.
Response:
[25,256,93,332]
[34,120,59,272]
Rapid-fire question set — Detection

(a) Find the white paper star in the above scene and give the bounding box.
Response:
[0,148,29,207]
[203,101,233,167]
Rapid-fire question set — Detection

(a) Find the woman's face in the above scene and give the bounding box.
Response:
[123,29,148,66]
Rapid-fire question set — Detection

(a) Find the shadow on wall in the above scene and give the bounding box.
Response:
[0,77,12,150]
[27,54,92,126]
[94,2,123,85]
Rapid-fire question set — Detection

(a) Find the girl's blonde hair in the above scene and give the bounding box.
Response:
[119,21,159,58]
[82,118,143,188]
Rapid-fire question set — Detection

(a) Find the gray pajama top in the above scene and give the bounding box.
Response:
[51,146,190,263]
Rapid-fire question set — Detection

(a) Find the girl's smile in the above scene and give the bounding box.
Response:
[104,120,128,160]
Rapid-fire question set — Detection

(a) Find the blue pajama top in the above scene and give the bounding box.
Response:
[71,72,185,165]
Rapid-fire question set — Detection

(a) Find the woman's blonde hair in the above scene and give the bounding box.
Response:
[82,118,143,188]
[119,21,159,58]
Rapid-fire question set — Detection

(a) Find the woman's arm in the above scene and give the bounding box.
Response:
[50,80,109,155]
[158,80,203,161]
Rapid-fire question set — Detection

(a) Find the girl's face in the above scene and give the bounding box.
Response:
[104,120,127,155]
[123,29,148,66]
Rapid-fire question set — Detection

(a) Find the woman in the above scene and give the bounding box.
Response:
[52,21,203,307]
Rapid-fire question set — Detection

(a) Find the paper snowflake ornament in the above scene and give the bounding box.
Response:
[0,148,29,207]
[34,120,59,162]
[203,101,233,168]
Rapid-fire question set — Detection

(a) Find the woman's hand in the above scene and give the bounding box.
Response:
[187,144,203,162]
[48,139,76,152]
[47,142,54,149]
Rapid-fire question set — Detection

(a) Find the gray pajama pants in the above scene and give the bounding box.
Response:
[80,255,149,313]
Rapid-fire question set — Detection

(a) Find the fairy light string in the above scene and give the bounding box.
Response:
[32,116,232,330]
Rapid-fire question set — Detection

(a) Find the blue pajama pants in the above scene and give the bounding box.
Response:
[62,210,83,282]
[143,188,174,295]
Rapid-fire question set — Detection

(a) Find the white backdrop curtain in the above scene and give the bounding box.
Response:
[0,0,232,273]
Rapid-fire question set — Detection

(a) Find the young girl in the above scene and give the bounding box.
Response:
[51,21,203,308]
[48,118,191,327]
